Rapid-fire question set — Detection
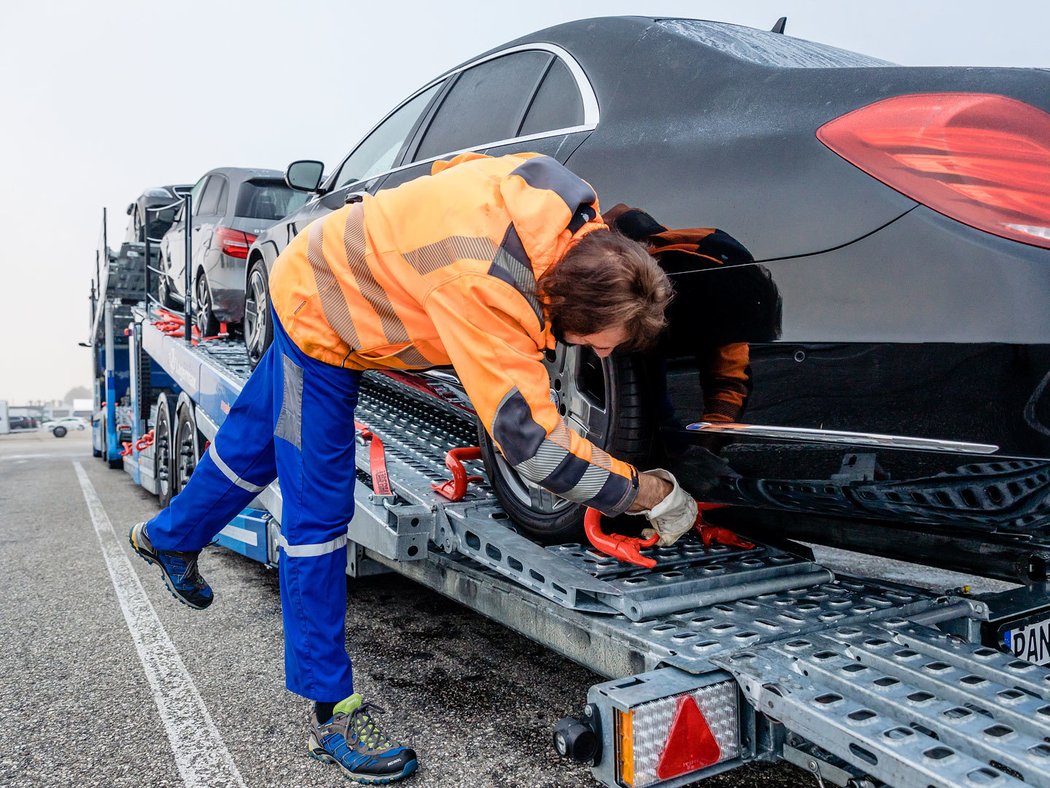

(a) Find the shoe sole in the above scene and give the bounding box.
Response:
[128,525,212,611]
[307,735,418,785]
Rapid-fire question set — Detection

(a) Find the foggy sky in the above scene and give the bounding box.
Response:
[1,0,1046,403]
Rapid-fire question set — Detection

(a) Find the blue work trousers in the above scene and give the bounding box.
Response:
[146,311,361,703]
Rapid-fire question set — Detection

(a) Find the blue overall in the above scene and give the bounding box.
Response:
[145,312,361,702]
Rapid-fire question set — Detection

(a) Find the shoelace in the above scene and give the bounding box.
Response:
[169,551,202,585]
[349,704,393,750]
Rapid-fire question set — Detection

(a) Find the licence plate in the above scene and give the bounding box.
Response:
[1005,617,1050,665]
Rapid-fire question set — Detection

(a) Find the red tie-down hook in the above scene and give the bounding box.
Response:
[584,503,755,569]
[583,508,660,569]
[693,502,755,549]
[432,447,484,501]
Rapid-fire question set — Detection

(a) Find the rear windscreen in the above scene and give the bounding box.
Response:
[235,181,309,221]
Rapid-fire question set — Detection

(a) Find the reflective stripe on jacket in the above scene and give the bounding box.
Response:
[269,153,639,515]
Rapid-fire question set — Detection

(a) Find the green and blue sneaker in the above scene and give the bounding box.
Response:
[308,694,418,784]
[128,522,213,610]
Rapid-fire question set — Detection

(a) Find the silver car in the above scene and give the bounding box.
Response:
[158,167,308,336]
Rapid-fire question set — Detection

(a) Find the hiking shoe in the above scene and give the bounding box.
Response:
[128,522,213,610]
[308,694,418,784]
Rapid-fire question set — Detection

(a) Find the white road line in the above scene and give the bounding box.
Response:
[73,462,246,788]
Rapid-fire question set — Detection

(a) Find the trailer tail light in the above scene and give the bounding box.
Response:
[817,93,1050,250]
[614,680,739,787]
[215,227,257,259]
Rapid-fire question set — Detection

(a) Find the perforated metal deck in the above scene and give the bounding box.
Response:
[716,620,1050,787]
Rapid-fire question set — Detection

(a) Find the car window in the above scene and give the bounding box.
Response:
[414,51,551,162]
[235,180,310,220]
[197,175,225,215]
[333,82,444,190]
[188,176,208,215]
[215,178,229,216]
[519,58,584,136]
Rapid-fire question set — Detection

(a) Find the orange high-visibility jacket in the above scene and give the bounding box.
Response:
[270,153,639,515]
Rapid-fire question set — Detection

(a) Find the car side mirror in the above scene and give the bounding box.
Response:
[286,160,326,193]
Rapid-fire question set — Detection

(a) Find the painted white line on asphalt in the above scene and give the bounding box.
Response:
[73,462,246,788]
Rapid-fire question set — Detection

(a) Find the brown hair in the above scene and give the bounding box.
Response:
[538,229,672,351]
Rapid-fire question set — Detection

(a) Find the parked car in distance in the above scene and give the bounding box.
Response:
[243,17,1050,555]
[44,417,88,438]
[124,184,192,244]
[158,167,308,337]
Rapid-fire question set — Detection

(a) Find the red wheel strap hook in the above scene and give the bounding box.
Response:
[432,447,483,501]
[583,508,659,569]
[693,502,755,549]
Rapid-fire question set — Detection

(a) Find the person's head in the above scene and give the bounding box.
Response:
[538,229,673,358]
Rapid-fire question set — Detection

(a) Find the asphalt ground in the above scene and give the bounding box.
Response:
[0,429,815,788]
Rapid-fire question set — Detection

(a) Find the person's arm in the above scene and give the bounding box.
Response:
[425,274,640,516]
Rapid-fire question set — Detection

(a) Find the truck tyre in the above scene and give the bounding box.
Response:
[52,426,67,438]
[244,258,273,369]
[477,345,653,543]
[154,393,175,507]
[174,403,200,494]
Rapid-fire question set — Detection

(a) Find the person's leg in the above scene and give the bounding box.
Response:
[269,316,416,782]
[130,342,280,608]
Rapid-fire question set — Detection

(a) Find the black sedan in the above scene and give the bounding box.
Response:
[244,17,1050,579]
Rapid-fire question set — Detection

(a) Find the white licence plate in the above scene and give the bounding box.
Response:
[1005,618,1050,665]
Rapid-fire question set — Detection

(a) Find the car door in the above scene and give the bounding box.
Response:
[381,45,598,192]
[190,174,226,284]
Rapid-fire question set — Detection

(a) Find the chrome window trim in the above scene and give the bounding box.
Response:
[322,42,598,194]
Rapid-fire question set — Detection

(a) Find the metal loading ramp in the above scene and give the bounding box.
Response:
[715,620,1050,787]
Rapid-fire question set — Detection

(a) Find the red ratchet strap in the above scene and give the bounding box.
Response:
[151,309,227,344]
[693,502,755,549]
[583,508,659,569]
[432,447,483,501]
[355,421,392,498]
[120,441,134,457]
[135,430,155,452]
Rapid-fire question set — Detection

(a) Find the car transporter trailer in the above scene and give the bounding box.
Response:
[90,202,1050,788]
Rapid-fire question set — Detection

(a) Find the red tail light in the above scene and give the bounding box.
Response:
[215,227,257,259]
[817,93,1050,249]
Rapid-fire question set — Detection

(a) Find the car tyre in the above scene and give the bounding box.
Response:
[158,267,176,310]
[245,258,273,369]
[478,345,654,543]
[174,403,200,494]
[53,425,67,438]
[195,272,221,338]
[154,393,175,507]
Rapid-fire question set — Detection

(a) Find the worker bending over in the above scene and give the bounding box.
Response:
[129,152,696,784]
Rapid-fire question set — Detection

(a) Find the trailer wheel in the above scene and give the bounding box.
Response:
[52,426,67,438]
[174,404,200,494]
[478,345,653,543]
[154,393,175,506]
[244,258,273,369]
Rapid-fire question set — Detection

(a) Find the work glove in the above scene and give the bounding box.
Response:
[634,468,699,547]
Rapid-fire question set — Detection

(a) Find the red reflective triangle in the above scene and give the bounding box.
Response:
[656,694,722,780]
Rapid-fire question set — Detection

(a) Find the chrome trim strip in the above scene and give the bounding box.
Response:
[685,422,999,455]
